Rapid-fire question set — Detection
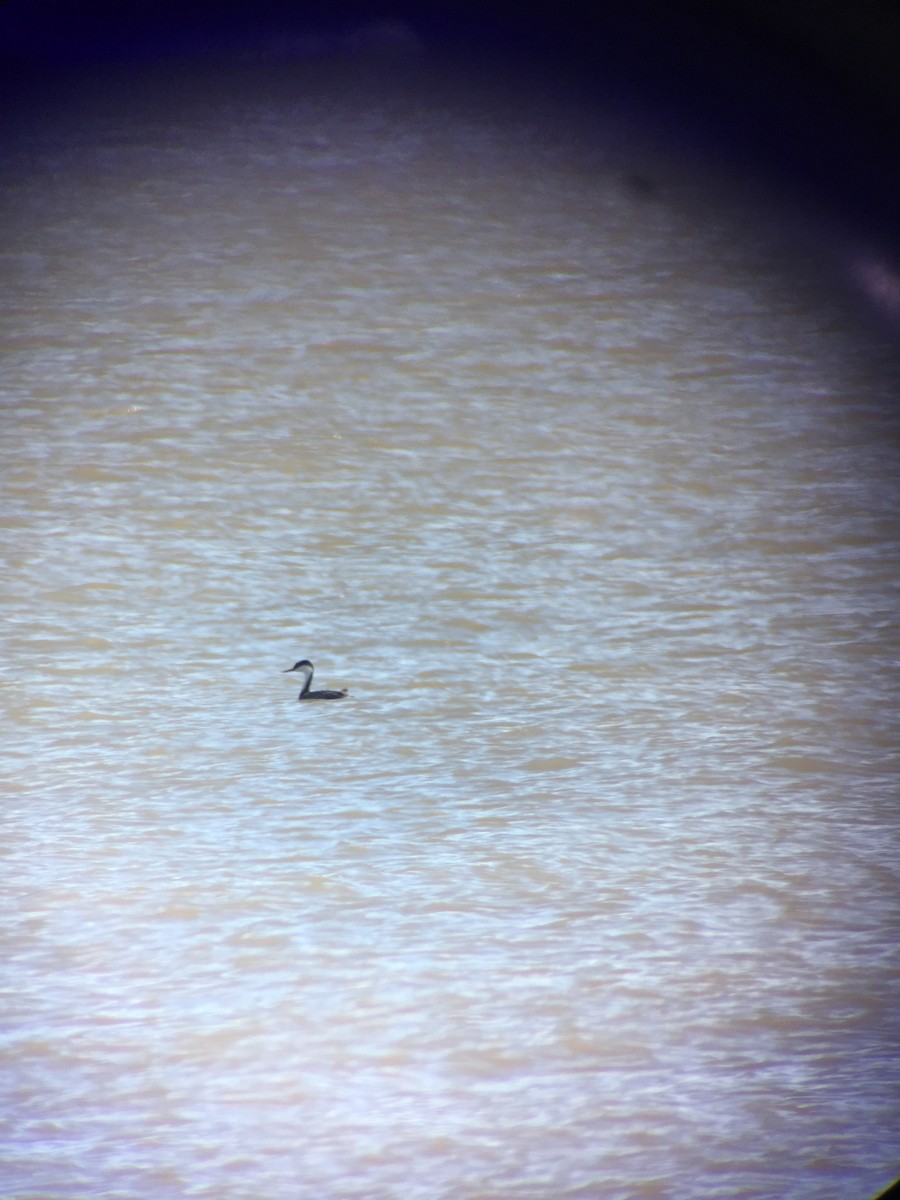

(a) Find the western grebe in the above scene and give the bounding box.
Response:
[283,659,348,701]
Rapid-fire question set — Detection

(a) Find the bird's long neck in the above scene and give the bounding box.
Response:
[297,663,314,697]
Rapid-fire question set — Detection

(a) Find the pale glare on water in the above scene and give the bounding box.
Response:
[2,57,899,1200]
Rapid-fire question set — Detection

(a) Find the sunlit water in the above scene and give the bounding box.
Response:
[2,60,899,1200]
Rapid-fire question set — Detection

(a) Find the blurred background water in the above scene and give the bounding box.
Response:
[2,10,900,1200]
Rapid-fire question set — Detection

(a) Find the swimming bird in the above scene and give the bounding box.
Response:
[283,659,348,700]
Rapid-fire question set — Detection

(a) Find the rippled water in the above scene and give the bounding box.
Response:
[2,61,899,1200]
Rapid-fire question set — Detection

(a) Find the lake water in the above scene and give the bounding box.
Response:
[2,58,899,1200]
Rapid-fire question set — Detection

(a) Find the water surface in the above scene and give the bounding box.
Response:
[2,62,899,1200]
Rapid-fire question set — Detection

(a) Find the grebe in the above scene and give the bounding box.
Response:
[283,659,348,700]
